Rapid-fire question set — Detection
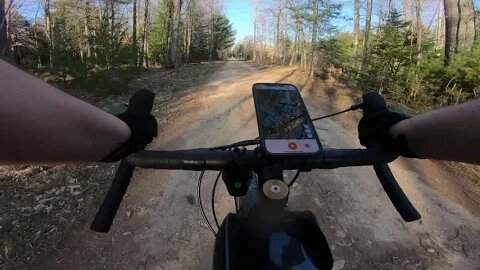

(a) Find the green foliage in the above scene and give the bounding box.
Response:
[337,9,479,111]
[317,33,353,70]
[10,0,235,96]
[447,43,480,92]
[189,19,211,62]
[211,15,235,59]
[359,11,412,101]
[149,0,171,65]
[69,66,142,95]
[51,0,86,77]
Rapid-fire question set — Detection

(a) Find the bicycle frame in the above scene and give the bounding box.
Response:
[213,164,334,269]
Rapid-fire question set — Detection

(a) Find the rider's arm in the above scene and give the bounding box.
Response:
[390,98,480,164]
[0,60,131,164]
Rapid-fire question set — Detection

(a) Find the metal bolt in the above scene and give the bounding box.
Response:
[271,185,281,193]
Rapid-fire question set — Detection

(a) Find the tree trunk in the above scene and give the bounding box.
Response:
[415,0,422,63]
[209,0,215,59]
[444,0,460,64]
[132,0,137,67]
[275,7,281,64]
[184,3,189,62]
[142,0,149,67]
[84,0,91,62]
[443,0,476,64]
[353,0,360,65]
[165,0,182,68]
[33,5,42,67]
[185,1,192,63]
[404,0,412,21]
[379,0,384,26]
[253,12,257,61]
[110,0,115,49]
[435,0,444,50]
[364,0,372,56]
[358,0,372,78]
[289,23,299,66]
[42,0,54,68]
[310,0,318,74]
[302,32,307,68]
[0,0,10,60]
[457,0,476,48]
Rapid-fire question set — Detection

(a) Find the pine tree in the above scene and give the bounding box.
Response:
[149,0,171,65]
[211,15,235,59]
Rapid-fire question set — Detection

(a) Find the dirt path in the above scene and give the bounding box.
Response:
[32,61,480,269]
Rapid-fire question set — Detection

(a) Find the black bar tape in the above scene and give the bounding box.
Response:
[90,161,135,232]
[373,164,421,222]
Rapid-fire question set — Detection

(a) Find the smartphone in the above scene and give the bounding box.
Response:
[252,83,322,155]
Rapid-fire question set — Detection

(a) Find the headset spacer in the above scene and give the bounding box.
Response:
[263,179,289,200]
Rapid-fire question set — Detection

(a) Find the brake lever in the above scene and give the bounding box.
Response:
[360,92,420,222]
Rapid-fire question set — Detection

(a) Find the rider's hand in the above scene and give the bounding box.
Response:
[102,90,158,162]
[358,92,421,158]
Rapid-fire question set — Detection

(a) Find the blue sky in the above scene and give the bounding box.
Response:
[223,0,452,43]
[224,0,355,43]
[224,0,254,43]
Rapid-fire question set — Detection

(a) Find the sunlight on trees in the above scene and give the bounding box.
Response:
[236,0,479,111]
[1,0,235,91]
[1,0,479,109]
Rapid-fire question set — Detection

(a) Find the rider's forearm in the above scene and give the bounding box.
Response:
[390,98,480,164]
[0,60,130,164]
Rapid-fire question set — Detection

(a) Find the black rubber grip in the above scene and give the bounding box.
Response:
[90,161,135,232]
[373,164,421,222]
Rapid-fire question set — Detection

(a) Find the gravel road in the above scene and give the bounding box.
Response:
[32,61,480,270]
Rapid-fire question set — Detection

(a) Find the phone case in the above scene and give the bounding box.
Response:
[252,83,323,156]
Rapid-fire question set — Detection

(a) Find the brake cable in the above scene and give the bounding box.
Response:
[287,170,301,187]
[198,171,217,235]
[203,102,365,230]
[311,102,363,122]
[211,172,222,230]
[209,139,260,151]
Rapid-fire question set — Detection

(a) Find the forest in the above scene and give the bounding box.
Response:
[0,0,235,93]
[1,0,479,110]
[233,0,479,111]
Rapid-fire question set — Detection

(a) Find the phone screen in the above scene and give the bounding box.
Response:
[253,83,321,155]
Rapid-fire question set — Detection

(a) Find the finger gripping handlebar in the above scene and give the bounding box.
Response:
[373,164,421,222]
[90,161,135,232]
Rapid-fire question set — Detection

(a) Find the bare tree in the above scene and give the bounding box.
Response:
[309,0,319,73]
[378,0,385,25]
[0,0,9,59]
[415,0,422,62]
[132,0,137,66]
[435,0,444,50]
[166,0,183,68]
[443,0,476,64]
[403,0,413,21]
[253,6,257,61]
[142,0,149,67]
[84,0,91,62]
[184,0,193,62]
[358,0,373,77]
[443,0,458,63]
[39,0,54,68]
[34,3,41,67]
[457,0,476,48]
[353,0,360,65]
[275,4,282,63]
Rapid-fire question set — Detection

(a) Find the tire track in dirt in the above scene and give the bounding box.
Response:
[32,61,480,270]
